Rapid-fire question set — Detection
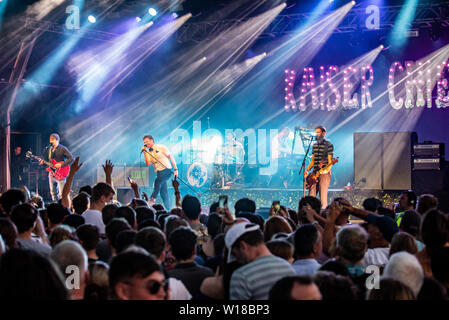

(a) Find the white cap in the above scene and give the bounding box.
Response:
[225,222,260,263]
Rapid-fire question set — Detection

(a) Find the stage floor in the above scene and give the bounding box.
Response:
[117,186,403,213]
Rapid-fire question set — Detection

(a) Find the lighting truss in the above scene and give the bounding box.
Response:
[176,2,449,42]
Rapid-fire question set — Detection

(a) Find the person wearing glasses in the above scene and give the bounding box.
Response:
[109,250,169,300]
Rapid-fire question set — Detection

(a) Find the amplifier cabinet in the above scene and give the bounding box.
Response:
[413,158,441,170]
[413,143,444,158]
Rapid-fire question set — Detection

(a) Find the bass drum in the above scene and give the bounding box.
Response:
[187,162,210,188]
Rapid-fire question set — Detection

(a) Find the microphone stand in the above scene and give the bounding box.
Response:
[142,148,203,198]
[298,136,314,199]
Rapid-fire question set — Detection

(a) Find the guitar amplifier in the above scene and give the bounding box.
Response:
[413,158,441,170]
[413,143,445,158]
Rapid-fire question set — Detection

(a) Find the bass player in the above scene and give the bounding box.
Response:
[305,126,334,209]
[38,133,74,201]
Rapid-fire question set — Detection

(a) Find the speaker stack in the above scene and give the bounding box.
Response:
[411,142,447,195]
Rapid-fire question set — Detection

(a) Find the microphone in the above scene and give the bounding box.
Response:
[142,146,158,153]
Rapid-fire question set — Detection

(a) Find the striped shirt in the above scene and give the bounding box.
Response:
[230,254,295,300]
[312,139,334,172]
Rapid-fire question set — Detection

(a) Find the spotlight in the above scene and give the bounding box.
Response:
[202,56,207,61]
[88,15,96,23]
[148,8,157,16]
[379,44,384,49]
[136,17,142,22]
[351,1,356,5]
[172,12,178,18]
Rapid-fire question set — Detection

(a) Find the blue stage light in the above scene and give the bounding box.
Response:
[88,15,96,23]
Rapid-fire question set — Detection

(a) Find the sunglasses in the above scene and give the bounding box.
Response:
[145,279,169,295]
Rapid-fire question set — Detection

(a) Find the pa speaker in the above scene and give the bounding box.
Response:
[354,132,417,190]
[382,132,417,190]
[354,132,382,189]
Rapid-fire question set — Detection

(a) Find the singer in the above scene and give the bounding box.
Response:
[142,134,178,210]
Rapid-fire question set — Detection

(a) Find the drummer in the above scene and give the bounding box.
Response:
[223,132,245,165]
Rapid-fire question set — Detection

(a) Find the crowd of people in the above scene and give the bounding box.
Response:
[0,158,448,300]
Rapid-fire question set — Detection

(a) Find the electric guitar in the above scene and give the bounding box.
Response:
[305,157,339,189]
[25,151,70,180]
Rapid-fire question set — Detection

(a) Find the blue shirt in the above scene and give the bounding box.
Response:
[292,258,321,276]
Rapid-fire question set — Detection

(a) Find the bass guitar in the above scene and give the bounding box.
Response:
[25,151,70,180]
[305,157,339,189]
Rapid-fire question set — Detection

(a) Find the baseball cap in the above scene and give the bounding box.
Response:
[225,222,260,263]
[366,213,399,243]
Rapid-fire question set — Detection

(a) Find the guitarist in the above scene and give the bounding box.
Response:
[305,126,334,209]
[38,133,74,201]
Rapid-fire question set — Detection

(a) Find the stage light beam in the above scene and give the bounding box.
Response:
[390,0,418,49]
[0,0,8,29]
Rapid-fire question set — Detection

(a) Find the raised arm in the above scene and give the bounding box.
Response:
[61,157,83,209]
[172,178,181,207]
[130,180,140,199]
[340,199,373,220]
[102,160,114,187]
[322,201,341,256]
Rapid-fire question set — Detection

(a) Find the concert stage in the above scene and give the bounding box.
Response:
[116,185,406,213]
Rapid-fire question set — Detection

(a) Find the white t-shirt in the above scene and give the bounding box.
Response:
[148,144,172,172]
[82,209,105,235]
[363,247,390,268]
[169,277,192,300]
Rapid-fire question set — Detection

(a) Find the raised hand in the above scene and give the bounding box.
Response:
[102,159,114,176]
[172,177,179,190]
[70,157,83,174]
[327,201,342,223]
[269,205,276,217]
[218,207,234,225]
[142,192,149,202]
[303,203,317,222]
[277,206,289,218]
[130,179,138,190]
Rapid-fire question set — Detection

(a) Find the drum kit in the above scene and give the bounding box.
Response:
[187,138,245,189]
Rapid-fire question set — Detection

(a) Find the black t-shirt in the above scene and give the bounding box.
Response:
[11,153,27,176]
[47,144,74,167]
